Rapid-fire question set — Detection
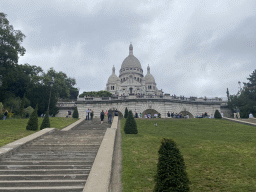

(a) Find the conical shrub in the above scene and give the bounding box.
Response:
[214,109,222,119]
[72,107,79,118]
[124,110,138,134]
[26,104,38,131]
[154,138,190,192]
[124,107,128,118]
[40,111,50,130]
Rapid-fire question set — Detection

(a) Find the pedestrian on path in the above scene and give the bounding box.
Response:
[90,110,93,120]
[108,110,112,124]
[3,110,8,120]
[100,110,105,124]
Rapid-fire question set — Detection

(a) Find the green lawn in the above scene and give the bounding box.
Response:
[121,118,256,192]
[0,117,78,147]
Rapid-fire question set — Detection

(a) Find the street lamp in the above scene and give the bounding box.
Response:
[0,75,2,87]
[47,77,54,112]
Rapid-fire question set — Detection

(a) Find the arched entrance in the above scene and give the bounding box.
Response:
[142,109,160,118]
[179,111,194,118]
[129,87,133,94]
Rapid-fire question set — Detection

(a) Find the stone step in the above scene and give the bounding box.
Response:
[0,174,88,180]
[0,186,84,192]
[0,180,86,187]
[6,153,97,158]
[12,151,98,155]
[0,169,90,175]
[0,161,93,165]
[0,119,108,191]
[1,157,96,161]
[0,165,91,170]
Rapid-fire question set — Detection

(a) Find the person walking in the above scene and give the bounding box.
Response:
[3,110,8,120]
[100,110,105,124]
[86,108,90,120]
[90,110,93,120]
[108,110,112,124]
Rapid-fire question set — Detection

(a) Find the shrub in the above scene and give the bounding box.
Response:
[72,107,79,118]
[124,107,128,118]
[40,111,50,130]
[26,104,38,131]
[124,110,138,134]
[214,109,222,119]
[24,106,34,118]
[154,138,190,192]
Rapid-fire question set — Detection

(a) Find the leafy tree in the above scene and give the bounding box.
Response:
[124,107,128,118]
[0,12,26,66]
[72,107,79,118]
[24,106,34,118]
[154,138,190,192]
[228,70,256,118]
[214,109,222,119]
[79,91,112,98]
[124,110,138,134]
[40,111,50,130]
[3,97,21,116]
[26,104,38,131]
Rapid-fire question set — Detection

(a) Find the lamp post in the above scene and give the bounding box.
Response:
[47,77,54,112]
[0,75,2,87]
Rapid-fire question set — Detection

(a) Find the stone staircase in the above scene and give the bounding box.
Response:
[0,119,109,192]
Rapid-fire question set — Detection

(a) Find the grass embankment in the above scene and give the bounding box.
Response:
[121,118,256,192]
[0,117,78,147]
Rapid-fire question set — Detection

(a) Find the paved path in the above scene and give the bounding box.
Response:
[223,117,256,127]
[0,119,109,192]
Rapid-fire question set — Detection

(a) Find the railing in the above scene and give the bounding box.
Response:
[76,95,226,103]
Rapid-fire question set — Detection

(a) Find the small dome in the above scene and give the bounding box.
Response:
[108,74,119,84]
[145,73,155,83]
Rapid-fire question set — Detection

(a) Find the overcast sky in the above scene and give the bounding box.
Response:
[1,0,255,99]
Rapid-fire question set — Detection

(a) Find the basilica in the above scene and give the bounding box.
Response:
[106,44,162,96]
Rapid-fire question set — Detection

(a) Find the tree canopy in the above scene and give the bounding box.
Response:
[228,70,256,118]
[0,12,79,116]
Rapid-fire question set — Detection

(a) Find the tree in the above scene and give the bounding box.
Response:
[124,107,128,118]
[72,107,79,118]
[124,110,138,134]
[214,109,222,119]
[26,104,38,131]
[154,138,190,192]
[40,111,50,130]
[228,70,256,118]
[0,12,26,66]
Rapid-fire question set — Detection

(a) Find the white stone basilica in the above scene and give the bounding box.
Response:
[106,44,162,96]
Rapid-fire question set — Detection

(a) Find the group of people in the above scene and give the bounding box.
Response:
[100,109,119,124]
[167,112,188,118]
[86,109,94,120]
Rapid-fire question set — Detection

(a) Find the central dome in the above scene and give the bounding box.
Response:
[121,44,142,69]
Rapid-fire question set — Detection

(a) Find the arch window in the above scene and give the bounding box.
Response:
[130,68,132,70]
[148,85,152,89]
[111,86,115,90]
[134,77,136,80]
[121,79,123,83]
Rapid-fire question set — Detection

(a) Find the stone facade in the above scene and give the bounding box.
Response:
[75,98,223,118]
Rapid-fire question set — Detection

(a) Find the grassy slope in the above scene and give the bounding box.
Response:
[121,118,256,192]
[0,117,78,147]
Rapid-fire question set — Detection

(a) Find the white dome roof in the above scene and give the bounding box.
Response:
[121,55,142,69]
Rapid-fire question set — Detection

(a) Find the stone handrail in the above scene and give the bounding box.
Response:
[76,95,226,103]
